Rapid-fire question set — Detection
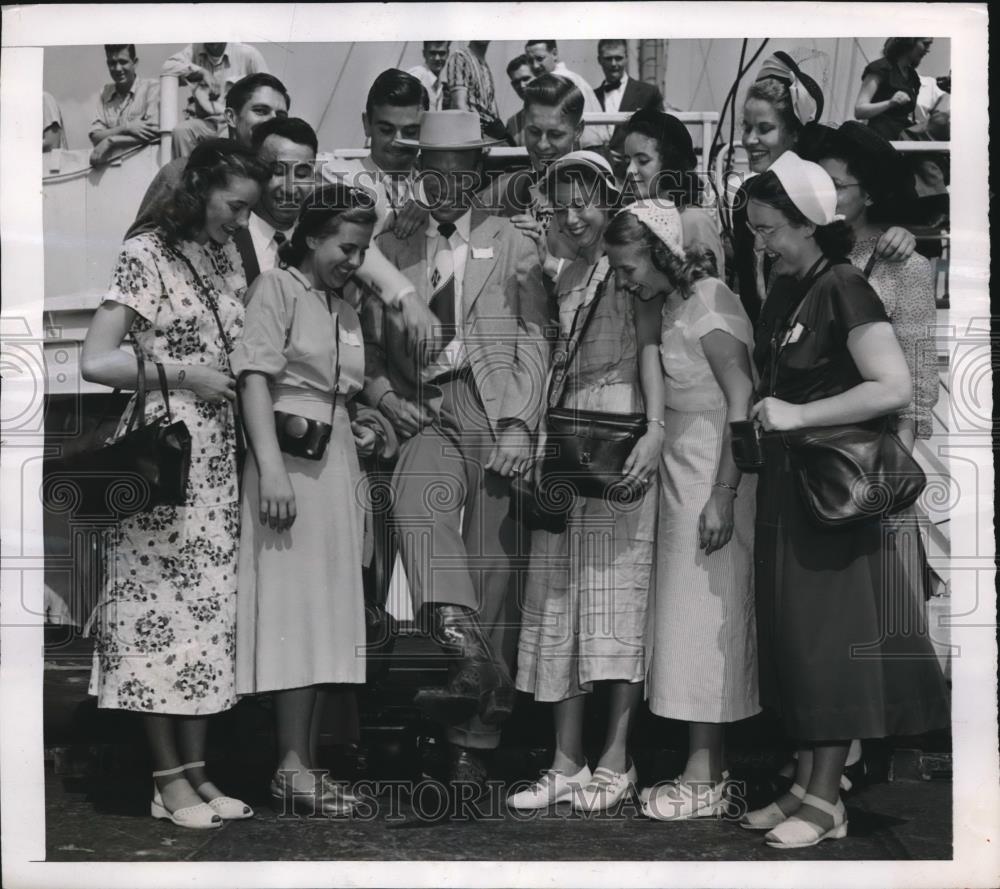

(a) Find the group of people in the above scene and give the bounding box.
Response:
[79,40,948,852]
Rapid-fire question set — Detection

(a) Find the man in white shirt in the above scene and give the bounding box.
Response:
[162,41,269,157]
[523,39,611,148]
[89,44,160,166]
[407,41,450,112]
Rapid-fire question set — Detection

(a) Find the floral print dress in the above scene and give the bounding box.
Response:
[88,231,246,715]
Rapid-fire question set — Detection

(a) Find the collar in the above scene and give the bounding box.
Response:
[196,44,230,66]
[425,210,472,242]
[553,61,570,76]
[248,211,283,243]
[104,80,137,102]
[284,265,316,291]
[604,73,629,92]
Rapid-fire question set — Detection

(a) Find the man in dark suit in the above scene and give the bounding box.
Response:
[361,110,548,788]
[593,39,664,168]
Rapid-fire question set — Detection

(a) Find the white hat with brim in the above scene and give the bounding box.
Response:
[542,150,621,195]
[393,110,505,150]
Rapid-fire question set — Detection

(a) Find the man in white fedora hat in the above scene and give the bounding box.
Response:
[360,109,549,789]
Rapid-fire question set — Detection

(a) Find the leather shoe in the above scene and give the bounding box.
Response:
[413,605,514,726]
[269,771,353,818]
[448,745,489,789]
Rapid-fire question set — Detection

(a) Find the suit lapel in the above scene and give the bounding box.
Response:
[621,78,639,112]
[234,227,260,285]
[596,83,607,109]
[462,212,500,317]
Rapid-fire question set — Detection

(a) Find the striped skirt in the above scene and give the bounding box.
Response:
[645,405,760,723]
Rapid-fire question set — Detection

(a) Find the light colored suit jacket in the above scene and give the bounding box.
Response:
[361,210,550,436]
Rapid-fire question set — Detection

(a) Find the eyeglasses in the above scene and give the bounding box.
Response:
[745,220,790,242]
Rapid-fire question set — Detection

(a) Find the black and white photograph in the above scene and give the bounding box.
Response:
[0,3,993,887]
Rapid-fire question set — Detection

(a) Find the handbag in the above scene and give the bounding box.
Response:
[43,345,191,519]
[768,261,926,527]
[540,270,647,502]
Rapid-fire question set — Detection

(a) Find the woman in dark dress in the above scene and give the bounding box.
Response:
[741,152,949,849]
[732,53,915,327]
[854,38,934,141]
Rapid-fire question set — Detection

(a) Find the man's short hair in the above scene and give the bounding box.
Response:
[506,54,531,76]
[104,44,137,59]
[525,40,558,52]
[250,116,318,154]
[423,40,450,51]
[598,39,628,55]
[366,68,429,120]
[523,73,584,123]
[226,73,291,113]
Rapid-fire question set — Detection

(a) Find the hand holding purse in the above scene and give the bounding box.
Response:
[43,343,192,519]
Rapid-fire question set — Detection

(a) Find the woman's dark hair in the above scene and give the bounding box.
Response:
[744,170,855,260]
[523,73,584,125]
[365,68,429,120]
[622,108,702,208]
[158,139,269,242]
[814,122,915,227]
[277,184,378,269]
[882,38,922,64]
[604,209,717,299]
[542,163,621,213]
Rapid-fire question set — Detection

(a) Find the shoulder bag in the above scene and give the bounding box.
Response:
[541,273,648,502]
[770,262,926,527]
[43,342,191,519]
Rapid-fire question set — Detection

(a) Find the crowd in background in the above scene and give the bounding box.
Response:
[68,35,950,850]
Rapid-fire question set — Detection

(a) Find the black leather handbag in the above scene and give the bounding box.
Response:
[768,261,926,528]
[43,346,191,519]
[541,273,646,501]
[783,420,925,527]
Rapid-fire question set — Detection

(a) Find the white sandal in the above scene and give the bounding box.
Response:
[183,760,254,820]
[739,781,806,830]
[151,765,222,829]
[764,793,848,849]
[641,776,728,821]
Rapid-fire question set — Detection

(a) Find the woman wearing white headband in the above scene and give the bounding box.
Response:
[742,153,948,849]
[509,153,662,814]
[733,52,916,326]
[604,199,759,822]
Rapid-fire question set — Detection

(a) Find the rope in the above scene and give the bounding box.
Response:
[315,42,356,137]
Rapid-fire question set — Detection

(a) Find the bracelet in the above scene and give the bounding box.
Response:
[646,417,666,429]
[713,481,738,495]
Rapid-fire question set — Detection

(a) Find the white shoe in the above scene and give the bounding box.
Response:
[764,793,848,849]
[151,784,222,829]
[507,764,592,810]
[740,782,806,830]
[639,770,730,807]
[641,777,727,821]
[181,761,254,820]
[573,764,639,813]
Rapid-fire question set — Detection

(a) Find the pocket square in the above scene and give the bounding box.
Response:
[471,247,494,260]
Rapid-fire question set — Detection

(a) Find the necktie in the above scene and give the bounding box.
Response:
[429,222,457,347]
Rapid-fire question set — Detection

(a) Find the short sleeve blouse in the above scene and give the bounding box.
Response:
[230,266,364,398]
[660,277,754,412]
[753,261,890,404]
[862,58,919,141]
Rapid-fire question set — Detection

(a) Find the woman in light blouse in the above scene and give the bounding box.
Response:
[232,184,379,817]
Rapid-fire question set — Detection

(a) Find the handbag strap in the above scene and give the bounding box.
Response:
[862,244,880,280]
[547,262,610,410]
[767,256,830,397]
[123,337,148,436]
[155,361,173,422]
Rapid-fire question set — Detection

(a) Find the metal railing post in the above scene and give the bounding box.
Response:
[159,73,179,166]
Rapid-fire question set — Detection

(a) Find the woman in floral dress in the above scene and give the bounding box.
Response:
[82,140,269,829]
